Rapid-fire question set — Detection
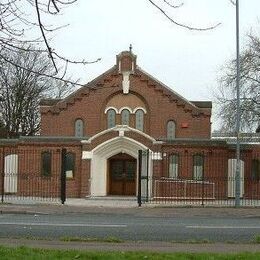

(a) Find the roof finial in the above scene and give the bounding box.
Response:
[129,44,132,53]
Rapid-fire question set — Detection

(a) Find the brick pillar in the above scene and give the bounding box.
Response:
[80,159,91,197]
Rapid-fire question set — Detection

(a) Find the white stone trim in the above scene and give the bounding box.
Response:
[85,125,156,144]
[126,126,156,143]
[105,107,147,115]
[133,107,147,114]
[131,61,134,72]
[151,152,162,160]
[81,140,91,144]
[104,107,119,114]
[92,136,148,154]
[153,140,164,145]
[119,130,124,137]
[82,151,93,159]
[118,60,121,73]
[118,106,132,113]
[122,71,131,94]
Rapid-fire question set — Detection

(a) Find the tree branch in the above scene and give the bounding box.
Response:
[147,0,221,31]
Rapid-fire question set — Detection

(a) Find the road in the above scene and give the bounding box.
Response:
[0,211,260,242]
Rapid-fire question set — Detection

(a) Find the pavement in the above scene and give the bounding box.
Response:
[1,199,260,217]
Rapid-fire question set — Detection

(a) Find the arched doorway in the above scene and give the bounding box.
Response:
[90,136,150,196]
[108,153,136,196]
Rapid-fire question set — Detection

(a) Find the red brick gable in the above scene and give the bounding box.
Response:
[133,68,211,118]
[40,60,211,118]
[40,51,212,139]
[40,66,118,115]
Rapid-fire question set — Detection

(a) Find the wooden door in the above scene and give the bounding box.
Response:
[109,154,136,196]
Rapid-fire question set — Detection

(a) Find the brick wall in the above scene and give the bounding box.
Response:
[0,140,260,199]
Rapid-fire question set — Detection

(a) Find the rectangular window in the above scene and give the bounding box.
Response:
[252,159,260,181]
[65,152,75,179]
[41,151,51,176]
[135,110,144,131]
[193,154,203,181]
[168,154,178,179]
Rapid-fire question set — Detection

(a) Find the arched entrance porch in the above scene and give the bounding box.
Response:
[90,136,148,196]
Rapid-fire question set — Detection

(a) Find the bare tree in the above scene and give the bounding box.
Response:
[215,32,260,132]
[0,0,221,86]
[0,0,101,86]
[0,45,74,137]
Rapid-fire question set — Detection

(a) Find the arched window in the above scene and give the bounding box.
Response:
[107,109,116,128]
[65,152,75,179]
[121,109,130,125]
[193,154,204,180]
[168,154,179,179]
[135,109,144,131]
[41,151,51,176]
[75,119,84,137]
[167,120,176,140]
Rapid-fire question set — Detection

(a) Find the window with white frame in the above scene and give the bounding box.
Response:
[168,154,179,179]
[135,109,144,131]
[107,109,116,128]
[167,120,176,140]
[193,154,204,181]
[75,119,84,137]
[121,109,130,125]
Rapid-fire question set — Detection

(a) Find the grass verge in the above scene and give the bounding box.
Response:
[255,235,260,244]
[1,246,260,260]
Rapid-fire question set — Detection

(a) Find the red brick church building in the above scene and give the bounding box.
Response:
[1,50,259,203]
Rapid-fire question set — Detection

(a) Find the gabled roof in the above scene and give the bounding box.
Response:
[40,51,211,117]
[190,101,212,109]
[40,66,118,114]
[134,67,211,116]
[39,99,61,106]
[136,67,199,109]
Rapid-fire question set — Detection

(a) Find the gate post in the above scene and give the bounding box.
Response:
[60,148,67,205]
[146,149,149,202]
[1,147,4,203]
[201,153,205,207]
[138,150,142,207]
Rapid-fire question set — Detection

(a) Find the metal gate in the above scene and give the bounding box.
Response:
[138,149,150,206]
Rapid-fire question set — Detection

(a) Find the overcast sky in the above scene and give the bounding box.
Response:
[49,0,259,129]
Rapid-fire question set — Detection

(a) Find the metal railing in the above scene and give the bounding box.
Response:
[138,149,260,207]
[0,147,66,204]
